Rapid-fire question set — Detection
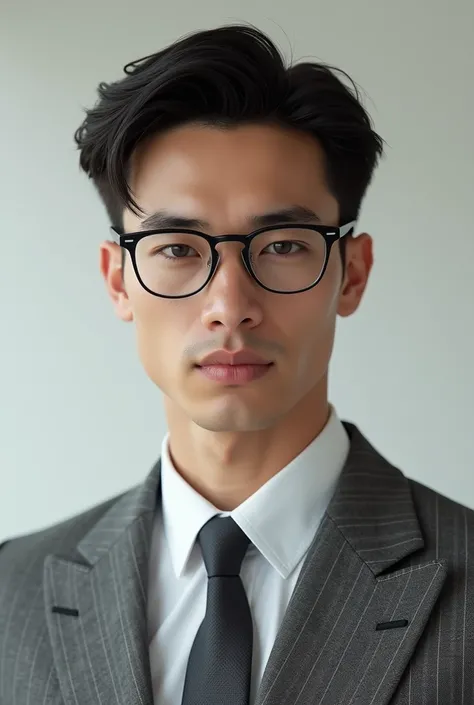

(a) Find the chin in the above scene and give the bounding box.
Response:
[188,397,281,433]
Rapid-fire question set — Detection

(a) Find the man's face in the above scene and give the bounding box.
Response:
[101,123,372,433]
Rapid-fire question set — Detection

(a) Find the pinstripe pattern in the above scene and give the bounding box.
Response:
[1,422,473,704]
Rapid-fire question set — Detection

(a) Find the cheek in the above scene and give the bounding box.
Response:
[280,276,339,371]
[132,295,197,386]
[283,267,339,332]
[131,296,174,379]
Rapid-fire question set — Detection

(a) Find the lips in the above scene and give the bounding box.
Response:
[197,349,272,366]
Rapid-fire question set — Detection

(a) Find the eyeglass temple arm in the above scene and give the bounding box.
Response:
[110,226,121,245]
[339,220,357,238]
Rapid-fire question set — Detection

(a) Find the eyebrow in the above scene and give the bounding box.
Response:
[138,205,322,232]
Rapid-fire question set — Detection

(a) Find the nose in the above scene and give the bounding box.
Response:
[199,242,264,332]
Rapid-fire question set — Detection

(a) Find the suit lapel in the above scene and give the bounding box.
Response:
[44,423,448,705]
[44,459,162,705]
[255,423,448,705]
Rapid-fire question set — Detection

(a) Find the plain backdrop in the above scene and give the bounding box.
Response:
[1,0,473,541]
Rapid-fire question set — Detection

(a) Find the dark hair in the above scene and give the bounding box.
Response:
[74,24,384,236]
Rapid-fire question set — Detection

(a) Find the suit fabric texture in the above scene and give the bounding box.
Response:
[0,422,473,705]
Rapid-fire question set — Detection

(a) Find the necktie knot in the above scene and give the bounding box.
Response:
[198,516,250,578]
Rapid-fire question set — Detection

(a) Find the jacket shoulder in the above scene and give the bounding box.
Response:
[0,488,128,576]
[0,488,133,698]
[408,476,474,519]
[406,477,474,560]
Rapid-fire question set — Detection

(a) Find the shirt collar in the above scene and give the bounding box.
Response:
[160,406,349,579]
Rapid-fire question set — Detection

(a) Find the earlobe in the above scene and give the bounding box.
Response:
[115,279,134,323]
[336,233,373,318]
[336,274,358,318]
[99,242,134,323]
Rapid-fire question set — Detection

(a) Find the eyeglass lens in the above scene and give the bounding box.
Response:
[134,228,328,296]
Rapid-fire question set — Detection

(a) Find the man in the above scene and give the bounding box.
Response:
[1,23,473,705]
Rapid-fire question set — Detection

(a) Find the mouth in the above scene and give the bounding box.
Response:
[194,362,274,384]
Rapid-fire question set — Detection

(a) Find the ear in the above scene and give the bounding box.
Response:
[99,241,134,322]
[337,233,373,317]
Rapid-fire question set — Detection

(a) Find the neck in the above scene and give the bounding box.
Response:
[164,382,331,511]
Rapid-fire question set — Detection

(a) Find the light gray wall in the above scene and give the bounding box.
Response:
[1,0,473,540]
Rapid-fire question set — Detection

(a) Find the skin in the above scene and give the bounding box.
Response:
[100,122,373,511]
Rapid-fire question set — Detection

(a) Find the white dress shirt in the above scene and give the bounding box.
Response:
[147,407,350,705]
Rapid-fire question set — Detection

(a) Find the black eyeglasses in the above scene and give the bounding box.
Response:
[110,220,356,299]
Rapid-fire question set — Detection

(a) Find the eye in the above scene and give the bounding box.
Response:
[265,241,306,256]
[154,244,197,259]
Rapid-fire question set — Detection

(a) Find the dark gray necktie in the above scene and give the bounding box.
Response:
[180,515,253,705]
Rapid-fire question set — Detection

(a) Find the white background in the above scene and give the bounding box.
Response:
[1,0,473,540]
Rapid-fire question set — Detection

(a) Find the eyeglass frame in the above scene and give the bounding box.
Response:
[110,220,357,299]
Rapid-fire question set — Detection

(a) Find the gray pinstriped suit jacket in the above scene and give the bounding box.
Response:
[1,422,473,704]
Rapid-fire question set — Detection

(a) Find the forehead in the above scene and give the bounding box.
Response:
[125,123,338,229]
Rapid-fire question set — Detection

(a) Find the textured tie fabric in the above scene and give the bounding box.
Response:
[180,515,254,705]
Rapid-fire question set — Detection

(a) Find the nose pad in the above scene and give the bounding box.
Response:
[209,241,255,287]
